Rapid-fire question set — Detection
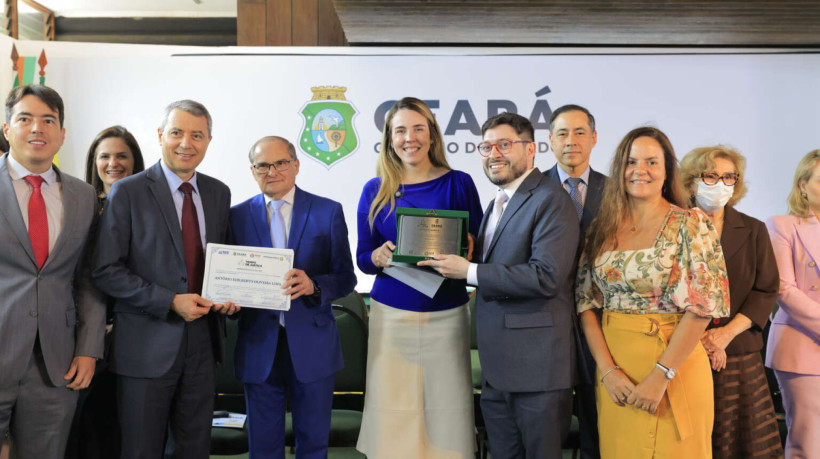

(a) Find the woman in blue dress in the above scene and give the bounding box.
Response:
[355,97,483,458]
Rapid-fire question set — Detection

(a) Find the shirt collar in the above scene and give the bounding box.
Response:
[498,167,536,199]
[160,160,199,194]
[6,152,58,185]
[264,186,296,207]
[556,164,590,186]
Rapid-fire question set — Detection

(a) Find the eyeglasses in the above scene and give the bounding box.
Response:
[698,172,740,186]
[252,160,297,174]
[476,139,531,157]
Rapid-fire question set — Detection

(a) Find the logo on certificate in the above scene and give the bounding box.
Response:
[298,86,359,168]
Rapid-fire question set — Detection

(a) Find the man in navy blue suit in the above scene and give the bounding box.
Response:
[229,136,356,458]
[545,104,608,459]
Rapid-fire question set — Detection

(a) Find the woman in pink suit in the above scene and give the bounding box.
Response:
[766,149,820,459]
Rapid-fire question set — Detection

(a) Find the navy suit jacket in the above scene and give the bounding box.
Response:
[545,164,607,236]
[92,161,231,378]
[475,169,580,392]
[229,187,356,384]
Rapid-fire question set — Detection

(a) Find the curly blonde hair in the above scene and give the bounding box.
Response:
[679,145,747,208]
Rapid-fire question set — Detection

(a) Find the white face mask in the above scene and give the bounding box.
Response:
[695,181,734,213]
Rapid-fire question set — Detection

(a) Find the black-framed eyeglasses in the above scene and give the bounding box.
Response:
[477,139,531,157]
[697,172,740,186]
[252,159,297,174]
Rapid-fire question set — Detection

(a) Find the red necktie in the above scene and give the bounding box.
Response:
[179,182,204,294]
[24,175,48,269]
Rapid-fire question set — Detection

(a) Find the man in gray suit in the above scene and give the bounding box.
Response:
[420,112,579,458]
[545,104,608,459]
[0,85,106,458]
[93,100,236,459]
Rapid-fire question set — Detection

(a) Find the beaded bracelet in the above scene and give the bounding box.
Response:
[600,365,620,383]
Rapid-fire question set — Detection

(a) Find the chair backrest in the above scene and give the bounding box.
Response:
[332,303,368,393]
[332,291,369,325]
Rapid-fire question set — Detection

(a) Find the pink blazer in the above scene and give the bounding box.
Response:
[765,215,820,374]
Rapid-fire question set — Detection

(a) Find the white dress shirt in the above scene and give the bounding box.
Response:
[160,160,207,248]
[7,153,63,252]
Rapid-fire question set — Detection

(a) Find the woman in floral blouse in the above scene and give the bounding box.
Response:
[576,127,730,458]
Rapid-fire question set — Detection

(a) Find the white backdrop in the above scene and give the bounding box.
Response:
[3,38,819,291]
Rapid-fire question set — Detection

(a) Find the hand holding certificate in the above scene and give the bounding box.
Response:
[202,243,294,310]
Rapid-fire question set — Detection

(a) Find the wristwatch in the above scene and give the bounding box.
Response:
[311,280,322,298]
[655,362,676,380]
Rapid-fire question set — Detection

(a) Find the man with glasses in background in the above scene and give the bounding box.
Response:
[420,113,579,458]
[228,136,356,458]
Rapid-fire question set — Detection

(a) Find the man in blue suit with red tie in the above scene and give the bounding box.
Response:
[229,136,356,458]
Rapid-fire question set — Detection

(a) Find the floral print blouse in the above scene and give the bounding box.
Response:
[576,205,730,318]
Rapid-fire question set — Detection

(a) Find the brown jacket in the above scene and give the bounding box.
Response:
[707,206,779,354]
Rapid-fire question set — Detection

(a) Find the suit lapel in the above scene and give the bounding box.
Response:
[476,200,494,260]
[0,154,37,266]
[198,176,219,246]
[796,217,820,266]
[288,187,311,252]
[146,163,185,262]
[719,206,748,262]
[249,194,273,248]
[545,165,561,186]
[43,166,79,269]
[582,169,605,231]
[484,169,540,260]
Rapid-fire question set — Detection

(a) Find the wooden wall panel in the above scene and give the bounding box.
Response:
[292,0,318,45]
[237,0,265,46]
[237,0,347,46]
[266,0,292,45]
[319,0,347,45]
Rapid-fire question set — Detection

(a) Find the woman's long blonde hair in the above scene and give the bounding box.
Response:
[368,97,450,227]
[583,126,687,263]
[787,149,820,217]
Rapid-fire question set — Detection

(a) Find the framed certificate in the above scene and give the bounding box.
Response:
[201,243,294,310]
[392,207,469,263]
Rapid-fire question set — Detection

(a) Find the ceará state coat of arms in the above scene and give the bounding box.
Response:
[298,86,359,168]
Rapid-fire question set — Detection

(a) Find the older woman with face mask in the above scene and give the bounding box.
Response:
[680,146,783,458]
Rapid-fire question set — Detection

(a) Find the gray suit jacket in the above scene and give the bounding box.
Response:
[545,164,607,236]
[475,168,580,392]
[0,153,106,388]
[92,161,231,378]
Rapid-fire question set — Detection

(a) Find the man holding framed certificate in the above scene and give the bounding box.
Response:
[228,136,356,458]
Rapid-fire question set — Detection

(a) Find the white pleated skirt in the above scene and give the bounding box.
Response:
[356,299,476,459]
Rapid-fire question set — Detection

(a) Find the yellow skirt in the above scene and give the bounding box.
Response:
[598,311,713,459]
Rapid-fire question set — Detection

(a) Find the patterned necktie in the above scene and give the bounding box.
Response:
[179,182,204,294]
[566,177,584,220]
[482,189,508,261]
[269,200,287,249]
[24,175,48,269]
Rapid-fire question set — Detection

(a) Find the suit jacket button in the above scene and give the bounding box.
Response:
[181,277,187,283]
[809,261,816,267]
[29,310,38,317]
